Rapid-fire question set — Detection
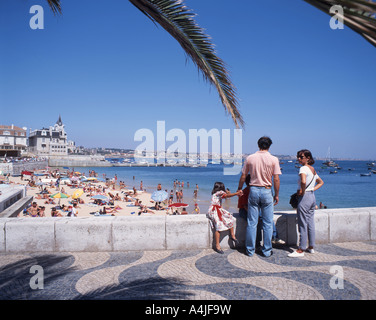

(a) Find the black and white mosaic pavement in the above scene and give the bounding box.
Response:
[1,241,375,300]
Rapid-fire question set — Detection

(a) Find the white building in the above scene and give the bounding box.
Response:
[28,116,74,156]
[0,125,28,157]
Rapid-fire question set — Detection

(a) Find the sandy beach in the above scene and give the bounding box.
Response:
[9,174,175,218]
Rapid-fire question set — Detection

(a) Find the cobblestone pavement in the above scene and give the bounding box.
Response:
[1,241,375,300]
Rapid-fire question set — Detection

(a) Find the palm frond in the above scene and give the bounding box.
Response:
[304,0,376,47]
[46,0,62,15]
[128,0,243,127]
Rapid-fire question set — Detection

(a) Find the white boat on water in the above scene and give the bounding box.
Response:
[323,160,339,167]
[323,147,339,167]
[360,173,372,177]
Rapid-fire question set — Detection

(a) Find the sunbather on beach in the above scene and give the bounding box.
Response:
[154,201,164,210]
[38,206,46,217]
[44,198,56,205]
[138,203,155,215]
[100,207,118,214]
[27,202,39,217]
[51,207,63,217]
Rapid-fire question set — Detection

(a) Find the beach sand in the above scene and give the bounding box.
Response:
[9,176,174,218]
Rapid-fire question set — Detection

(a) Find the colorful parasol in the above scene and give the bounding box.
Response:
[168,203,189,208]
[49,192,69,199]
[71,189,84,199]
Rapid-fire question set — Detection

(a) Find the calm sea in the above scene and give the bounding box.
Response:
[73,160,376,213]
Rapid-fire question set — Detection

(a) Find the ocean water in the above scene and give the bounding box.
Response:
[73,160,376,213]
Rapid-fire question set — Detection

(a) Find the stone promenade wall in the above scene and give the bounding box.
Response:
[0,161,48,176]
[48,155,110,168]
[0,207,375,252]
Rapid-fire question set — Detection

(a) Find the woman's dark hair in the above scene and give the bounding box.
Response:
[297,149,315,165]
[212,182,226,194]
[258,136,272,150]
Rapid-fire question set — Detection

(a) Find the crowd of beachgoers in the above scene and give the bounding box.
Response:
[4,168,201,218]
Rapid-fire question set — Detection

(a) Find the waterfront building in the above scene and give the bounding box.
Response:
[0,125,28,157]
[28,115,75,156]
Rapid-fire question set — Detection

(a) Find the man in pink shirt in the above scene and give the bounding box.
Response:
[237,136,281,257]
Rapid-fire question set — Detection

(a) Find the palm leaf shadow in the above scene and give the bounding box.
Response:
[0,254,77,300]
[77,277,194,300]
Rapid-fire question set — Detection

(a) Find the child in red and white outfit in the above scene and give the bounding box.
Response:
[207,182,241,254]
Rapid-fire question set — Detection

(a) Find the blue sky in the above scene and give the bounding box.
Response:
[1,0,375,159]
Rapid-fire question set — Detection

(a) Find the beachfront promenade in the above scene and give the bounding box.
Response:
[1,208,375,252]
[0,241,375,300]
[0,208,375,300]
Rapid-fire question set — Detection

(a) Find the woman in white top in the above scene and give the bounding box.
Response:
[288,149,324,258]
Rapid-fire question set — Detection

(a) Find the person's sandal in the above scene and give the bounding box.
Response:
[214,247,224,254]
[230,237,240,246]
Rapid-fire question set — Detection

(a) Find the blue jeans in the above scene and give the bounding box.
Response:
[257,213,278,245]
[246,186,274,257]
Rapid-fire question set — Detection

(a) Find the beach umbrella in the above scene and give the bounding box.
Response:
[168,203,189,215]
[91,194,109,201]
[71,189,84,199]
[50,192,69,199]
[168,203,189,208]
[151,190,169,202]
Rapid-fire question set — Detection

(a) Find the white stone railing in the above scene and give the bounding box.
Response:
[0,207,375,252]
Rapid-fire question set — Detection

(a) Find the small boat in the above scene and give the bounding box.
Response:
[330,170,338,174]
[323,160,339,167]
[323,147,339,167]
[360,173,372,177]
[371,170,376,174]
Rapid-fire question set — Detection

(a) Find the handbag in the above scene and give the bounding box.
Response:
[289,171,315,208]
[289,193,300,209]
